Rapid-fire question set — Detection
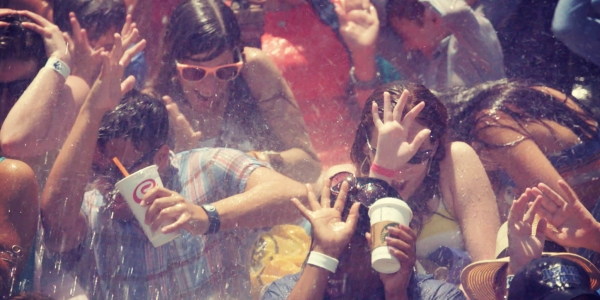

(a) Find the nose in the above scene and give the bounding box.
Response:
[200,75,219,96]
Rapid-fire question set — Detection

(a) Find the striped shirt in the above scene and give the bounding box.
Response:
[73,148,267,299]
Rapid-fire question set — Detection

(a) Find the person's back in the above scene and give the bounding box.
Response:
[381,0,504,90]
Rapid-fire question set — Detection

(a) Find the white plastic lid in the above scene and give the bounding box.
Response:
[368,197,413,220]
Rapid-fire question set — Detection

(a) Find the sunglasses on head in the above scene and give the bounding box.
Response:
[365,131,435,165]
[176,51,244,82]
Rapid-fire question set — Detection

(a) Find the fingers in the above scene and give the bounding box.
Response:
[16,10,51,27]
[344,202,361,234]
[69,12,82,39]
[508,188,531,226]
[365,232,372,248]
[121,14,133,36]
[383,92,393,123]
[20,22,48,37]
[291,197,312,220]
[536,182,567,209]
[524,195,544,225]
[332,181,349,212]
[140,186,172,206]
[392,90,409,123]
[401,101,425,128]
[306,183,321,211]
[410,128,432,151]
[148,201,183,231]
[120,39,146,67]
[372,101,383,128]
[386,225,415,262]
[110,33,123,62]
[161,213,189,234]
[120,76,136,95]
[557,180,579,205]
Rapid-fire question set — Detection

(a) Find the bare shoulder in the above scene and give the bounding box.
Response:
[440,141,480,169]
[0,158,37,197]
[0,159,36,184]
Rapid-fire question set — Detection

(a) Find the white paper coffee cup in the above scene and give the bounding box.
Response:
[115,165,180,247]
[368,197,413,274]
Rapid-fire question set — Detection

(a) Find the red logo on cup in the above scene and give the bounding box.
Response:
[132,179,156,203]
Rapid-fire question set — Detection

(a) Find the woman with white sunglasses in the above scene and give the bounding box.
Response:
[150,0,320,183]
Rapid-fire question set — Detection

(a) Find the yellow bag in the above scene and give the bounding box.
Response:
[249,224,311,298]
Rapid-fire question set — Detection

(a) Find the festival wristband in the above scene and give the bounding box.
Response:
[45,57,71,80]
[370,163,395,178]
[307,251,339,273]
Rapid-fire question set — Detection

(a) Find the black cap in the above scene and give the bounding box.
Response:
[508,257,600,300]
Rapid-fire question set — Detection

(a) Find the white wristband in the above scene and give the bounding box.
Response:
[307,251,339,273]
[45,57,70,80]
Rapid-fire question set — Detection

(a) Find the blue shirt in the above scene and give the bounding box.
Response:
[262,272,466,300]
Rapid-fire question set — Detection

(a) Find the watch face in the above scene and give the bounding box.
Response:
[205,205,216,212]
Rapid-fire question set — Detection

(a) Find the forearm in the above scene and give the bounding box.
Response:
[213,169,307,230]
[288,265,329,300]
[350,48,377,108]
[0,73,89,157]
[278,148,322,183]
[41,101,102,243]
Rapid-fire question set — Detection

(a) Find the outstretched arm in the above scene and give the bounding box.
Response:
[242,47,321,183]
[41,34,145,252]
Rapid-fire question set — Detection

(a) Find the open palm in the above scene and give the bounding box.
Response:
[508,189,546,274]
[291,180,360,258]
[334,0,379,52]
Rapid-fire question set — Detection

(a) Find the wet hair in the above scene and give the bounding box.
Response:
[0,14,46,67]
[350,81,448,232]
[151,0,241,98]
[443,79,598,147]
[97,90,169,153]
[386,0,426,26]
[9,292,54,300]
[53,0,126,42]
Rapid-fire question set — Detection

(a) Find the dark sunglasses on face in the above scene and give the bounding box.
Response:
[176,51,244,82]
[0,78,34,100]
[365,131,435,165]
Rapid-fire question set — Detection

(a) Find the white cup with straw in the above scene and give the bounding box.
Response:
[112,158,180,247]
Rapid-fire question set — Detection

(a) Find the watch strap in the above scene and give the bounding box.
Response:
[201,204,221,234]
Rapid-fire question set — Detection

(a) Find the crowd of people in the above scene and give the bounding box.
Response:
[0,0,599,299]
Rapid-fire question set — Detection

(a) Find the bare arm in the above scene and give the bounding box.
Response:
[0,10,85,158]
[0,159,38,291]
[440,141,500,261]
[144,166,309,235]
[242,47,321,183]
[41,34,143,252]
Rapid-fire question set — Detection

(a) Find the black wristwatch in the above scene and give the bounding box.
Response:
[201,204,221,234]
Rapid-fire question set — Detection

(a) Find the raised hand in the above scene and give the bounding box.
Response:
[87,32,146,112]
[366,224,416,298]
[291,180,360,258]
[507,189,547,274]
[371,91,430,172]
[162,95,202,153]
[16,10,71,65]
[334,0,379,54]
[531,181,600,251]
[65,12,103,83]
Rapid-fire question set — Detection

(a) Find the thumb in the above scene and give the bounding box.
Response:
[536,217,547,243]
[120,75,136,95]
[365,232,373,249]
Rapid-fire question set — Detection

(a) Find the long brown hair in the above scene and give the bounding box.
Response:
[350,81,448,231]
